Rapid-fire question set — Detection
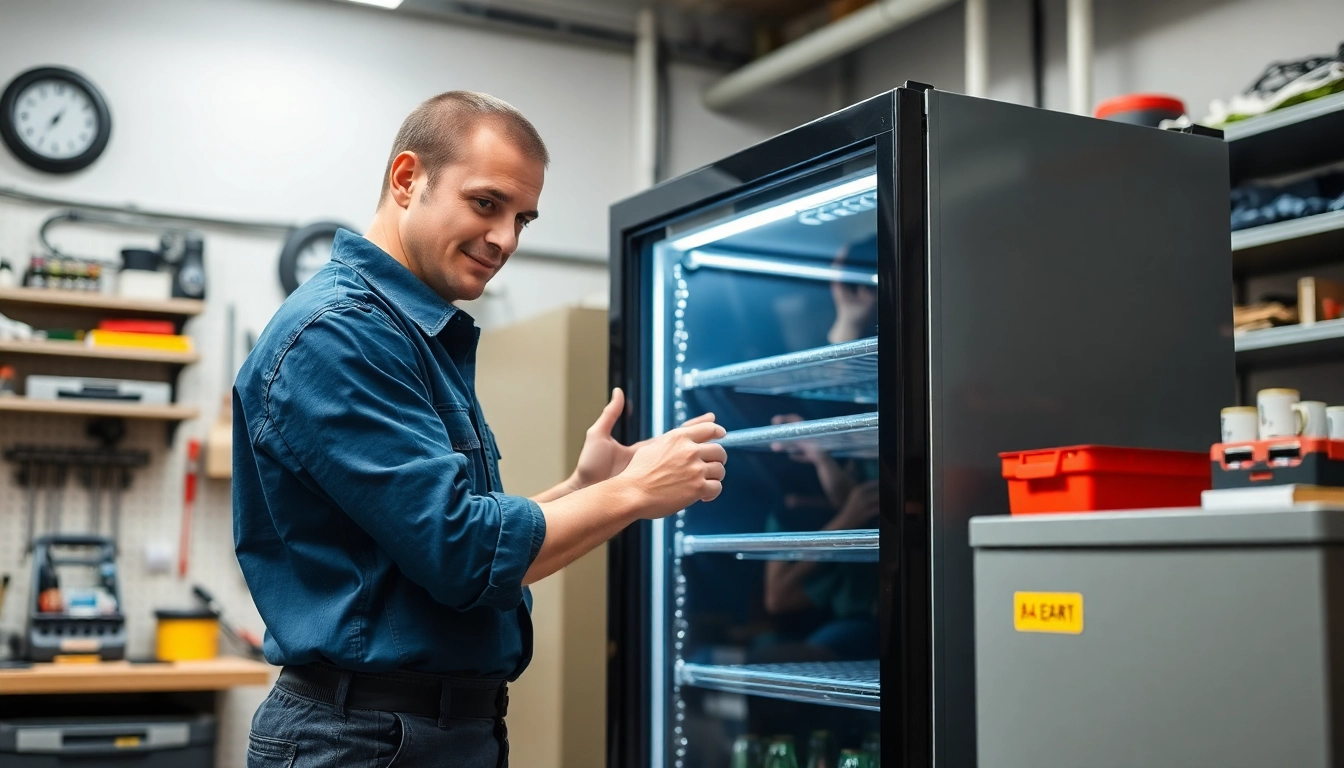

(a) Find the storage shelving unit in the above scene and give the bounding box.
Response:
[0,287,202,436]
[1225,91,1344,185]
[0,397,199,421]
[677,661,880,711]
[1227,91,1344,400]
[0,287,204,319]
[0,339,199,365]
[1232,209,1344,278]
[1236,317,1344,368]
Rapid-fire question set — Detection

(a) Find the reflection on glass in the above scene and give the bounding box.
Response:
[649,156,881,768]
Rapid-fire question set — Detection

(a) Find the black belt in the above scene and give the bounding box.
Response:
[277,663,508,721]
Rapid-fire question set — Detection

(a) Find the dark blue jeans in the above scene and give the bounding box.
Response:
[247,678,506,767]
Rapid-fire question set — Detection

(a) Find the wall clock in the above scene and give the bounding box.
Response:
[1,66,112,174]
[279,221,351,295]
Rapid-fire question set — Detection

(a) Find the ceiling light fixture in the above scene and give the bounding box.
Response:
[339,0,404,9]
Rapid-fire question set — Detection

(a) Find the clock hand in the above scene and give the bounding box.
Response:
[39,109,67,144]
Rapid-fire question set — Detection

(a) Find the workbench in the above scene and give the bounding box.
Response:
[0,657,271,696]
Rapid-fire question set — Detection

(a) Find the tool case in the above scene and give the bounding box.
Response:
[27,536,125,662]
[1210,437,1344,488]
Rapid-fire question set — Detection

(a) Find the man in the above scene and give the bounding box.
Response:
[234,91,727,767]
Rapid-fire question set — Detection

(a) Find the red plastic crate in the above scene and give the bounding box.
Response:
[999,445,1211,515]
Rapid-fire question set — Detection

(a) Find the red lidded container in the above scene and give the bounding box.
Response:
[999,445,1211,515]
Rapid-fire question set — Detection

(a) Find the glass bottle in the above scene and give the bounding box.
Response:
[806,730,834,768]
[861,731,880,768]
[765,735,800,768]
[838,748,870,768]
[732,734,762,768]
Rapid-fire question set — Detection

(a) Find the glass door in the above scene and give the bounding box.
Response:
[643,151,883,768]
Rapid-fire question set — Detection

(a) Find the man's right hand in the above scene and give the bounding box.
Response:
[619,417,728,519]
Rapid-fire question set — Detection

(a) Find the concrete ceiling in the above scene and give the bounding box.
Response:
[392,0,832,64]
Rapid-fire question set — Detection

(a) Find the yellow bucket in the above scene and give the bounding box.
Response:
[154,609,219,661]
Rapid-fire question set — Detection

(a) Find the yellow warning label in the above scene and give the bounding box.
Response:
[114,736,142,748]
[1013,591,1083,634]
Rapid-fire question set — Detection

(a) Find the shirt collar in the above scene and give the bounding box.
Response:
[330,229,461,336]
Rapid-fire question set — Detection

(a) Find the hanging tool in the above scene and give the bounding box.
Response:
[20,461,42,557]
[178,439,200,578]
[192,584,263,657]
[43,461,59,537]
[109,467,127,553]
[85,462,103,536]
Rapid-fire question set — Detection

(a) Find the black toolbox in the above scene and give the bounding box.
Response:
[0,714,215,767]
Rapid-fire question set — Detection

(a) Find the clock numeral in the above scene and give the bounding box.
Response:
[19,112,27,120]
[24,127,33,136]
[85,118,94,127]
[79,133,89,141]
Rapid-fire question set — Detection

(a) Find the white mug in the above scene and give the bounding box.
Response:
[1258,388,1302,438]
[1220,406,1258,443]
[1299,400,1329,438]
[1328,406,1344,440]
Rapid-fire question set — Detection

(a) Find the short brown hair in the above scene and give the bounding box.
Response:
[378,91,549,205]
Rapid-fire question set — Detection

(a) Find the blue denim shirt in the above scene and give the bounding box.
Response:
[233,230,546,680]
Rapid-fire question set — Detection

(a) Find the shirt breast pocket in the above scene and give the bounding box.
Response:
[436,405,481,453]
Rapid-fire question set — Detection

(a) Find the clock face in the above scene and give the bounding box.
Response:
[13,78,100,160]
[1,67,111,174]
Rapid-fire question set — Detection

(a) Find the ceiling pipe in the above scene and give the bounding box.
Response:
[633,7,659,190]
[703,0,959,111]
[1067,0,1093,115]
[964,0,989,97]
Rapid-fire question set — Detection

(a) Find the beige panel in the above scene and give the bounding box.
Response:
[477,306,610,768]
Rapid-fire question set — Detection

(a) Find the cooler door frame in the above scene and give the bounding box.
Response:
[606,84,935,768]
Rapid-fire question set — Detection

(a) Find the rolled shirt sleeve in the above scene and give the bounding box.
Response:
[260,303,545,612]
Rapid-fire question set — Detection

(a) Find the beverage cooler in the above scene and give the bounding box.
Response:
[606,84,1233,768]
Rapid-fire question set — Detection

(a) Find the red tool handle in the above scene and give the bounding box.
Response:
[179,439,201,578]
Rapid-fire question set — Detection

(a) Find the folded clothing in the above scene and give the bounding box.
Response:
[1231,170,1344,231]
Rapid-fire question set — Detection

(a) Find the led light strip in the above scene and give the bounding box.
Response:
[667,174,878,251]
[683,249,877,285]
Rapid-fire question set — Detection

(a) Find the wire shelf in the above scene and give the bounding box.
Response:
[678,660,880,711]
[681,337,878,403]
[715,413,878,459]
[678,529,878,561]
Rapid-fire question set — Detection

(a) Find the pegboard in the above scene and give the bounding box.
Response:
[0,200,284,768]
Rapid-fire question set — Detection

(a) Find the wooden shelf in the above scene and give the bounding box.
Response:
[0,397,199,421]
[0,287,204,317]
[0,657,272,695]
[0,339,199,365]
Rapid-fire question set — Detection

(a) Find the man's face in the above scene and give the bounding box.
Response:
[398,124,543,303]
